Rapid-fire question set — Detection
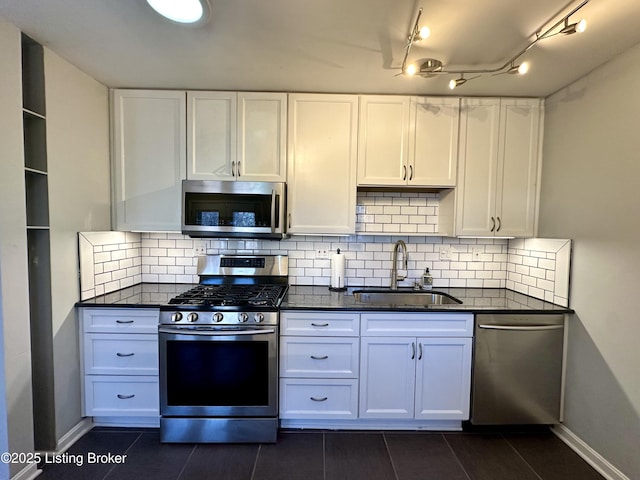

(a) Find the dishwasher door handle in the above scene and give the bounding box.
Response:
[478,324,564,331]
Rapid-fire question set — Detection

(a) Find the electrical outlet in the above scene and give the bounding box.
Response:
[355,205,366,214]
[439,247,451,260]
[315,249,329,259]
[472,248,482,261]
[194,241,207,255]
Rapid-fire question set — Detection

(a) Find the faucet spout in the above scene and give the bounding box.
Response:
[390,240,408,290]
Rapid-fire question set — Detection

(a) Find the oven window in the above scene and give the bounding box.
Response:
[184,192,278,228]
[165,340,269,406]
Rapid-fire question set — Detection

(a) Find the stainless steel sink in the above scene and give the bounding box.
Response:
[352,289,462,306]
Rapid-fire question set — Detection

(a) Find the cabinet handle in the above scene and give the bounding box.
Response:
[411,342,416,360]
[237,161,241,177]
[490,217,496,232]
[310,396,328,402]
[310,322,329,327]
[409,165,413,181]
[117,394,135,400]
[116,352,135,357]
[418,343,423,360]
[496,216,501,232]
[310,355,328,360]
[231,161,236,176]
[116,320,134,324]
[288,213,292,229]
[402,165,407,181]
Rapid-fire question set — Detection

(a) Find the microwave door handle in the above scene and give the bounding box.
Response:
[270,190,277,232]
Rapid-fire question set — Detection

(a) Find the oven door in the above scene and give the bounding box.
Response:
[159,325,278,418]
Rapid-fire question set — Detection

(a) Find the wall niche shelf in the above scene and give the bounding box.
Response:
[21,32,56,452]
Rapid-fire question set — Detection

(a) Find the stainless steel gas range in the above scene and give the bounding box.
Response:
[158,255,288,443]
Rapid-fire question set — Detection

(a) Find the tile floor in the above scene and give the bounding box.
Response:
[37,427,604,480]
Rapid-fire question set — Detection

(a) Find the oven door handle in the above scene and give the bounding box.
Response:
[159,327,275,336]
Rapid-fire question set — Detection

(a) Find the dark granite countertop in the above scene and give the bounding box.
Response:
[281,286,573,314]
[77,283,572,314]
[76,283,198,308]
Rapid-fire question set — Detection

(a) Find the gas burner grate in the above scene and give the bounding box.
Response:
[168,284,287,308]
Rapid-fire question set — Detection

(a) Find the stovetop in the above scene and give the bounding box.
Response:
[167,283,288,309]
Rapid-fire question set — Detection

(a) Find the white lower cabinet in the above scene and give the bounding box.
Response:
[279,311,360,420]
[359,337,472,420]
[279,310,473,429]
[359,313,473,421]
[80,308,160,426]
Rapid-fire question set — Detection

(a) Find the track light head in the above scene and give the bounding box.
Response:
[448,76,467,90]
[559,18,587,35]
[508,61,529,75]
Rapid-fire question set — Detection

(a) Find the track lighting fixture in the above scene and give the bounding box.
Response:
[398,0,590,88]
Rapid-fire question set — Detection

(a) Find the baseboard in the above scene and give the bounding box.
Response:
[552,424,630,480]
[10,462,41,480]
[55,418,94,454]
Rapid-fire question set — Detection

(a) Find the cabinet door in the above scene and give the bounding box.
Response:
[112,90,186,231]
[455,98,501,236]
[495,98,541,237]
[414,337,472,420]
[410,97,459,187]
[357,95,410,186]
[359,337,416,419]
[287,94,358,234]
[186,91,237,180]
[237,92,287,182]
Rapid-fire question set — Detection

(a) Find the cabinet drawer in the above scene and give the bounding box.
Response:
[279,379,358,419]
[361,313,473,337]
[280,337,359,378]
[82,308,159,334]
[281,311,359,336]
[84,375,158,417]
[84,334,158,375]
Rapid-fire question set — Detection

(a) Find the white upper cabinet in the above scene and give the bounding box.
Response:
[357,96,460,187]
[287,94,358,235]
[357,96,411,186]
[456,97,542,237]
[410,97,460,187]
[187,91,287,182]
[112,89,186,231]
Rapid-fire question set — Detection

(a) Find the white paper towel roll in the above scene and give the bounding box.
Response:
[330,250,345,290]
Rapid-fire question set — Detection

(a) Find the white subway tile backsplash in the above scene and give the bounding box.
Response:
[78,193,572,307]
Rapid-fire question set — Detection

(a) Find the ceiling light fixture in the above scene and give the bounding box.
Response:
[398,0,590,88]
[146,0,211,26]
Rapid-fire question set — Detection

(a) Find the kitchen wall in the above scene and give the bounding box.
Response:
[539,41,640,480]
[45,48,111,444]
[0,19,36,479]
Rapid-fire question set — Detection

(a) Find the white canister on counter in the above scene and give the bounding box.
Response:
[329,249,346,291]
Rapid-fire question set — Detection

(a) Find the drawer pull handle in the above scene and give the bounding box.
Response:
[310,396,328,402]
[116,320,134,324]
[117,394,135,400]
[116,352,135,357]
[310,323,329,327]
[310,355,328,360]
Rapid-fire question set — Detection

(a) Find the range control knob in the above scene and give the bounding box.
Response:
[238,312,249,323]
[171,312,183,323]
[254,313,265,323]
[187,312,198,323]
[213,312,224,323]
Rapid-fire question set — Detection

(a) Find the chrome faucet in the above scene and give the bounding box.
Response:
[390,240,408,290]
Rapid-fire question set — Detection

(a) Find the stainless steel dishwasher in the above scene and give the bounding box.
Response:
[470,314,565,425]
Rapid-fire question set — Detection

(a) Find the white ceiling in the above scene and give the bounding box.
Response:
[1,0,640,97]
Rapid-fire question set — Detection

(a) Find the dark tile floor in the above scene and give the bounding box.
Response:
[37,427,604,480]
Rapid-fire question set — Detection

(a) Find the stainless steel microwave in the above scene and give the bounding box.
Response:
[181,180,286,239]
